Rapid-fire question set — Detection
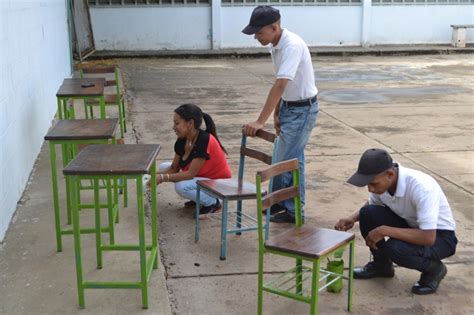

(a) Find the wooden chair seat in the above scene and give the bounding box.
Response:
[197,178,266,200]
[265,225,355,259]
[88,94,122,105]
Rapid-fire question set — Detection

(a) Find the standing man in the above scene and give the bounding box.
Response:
[242,6,319,223]
[335,148,457,294]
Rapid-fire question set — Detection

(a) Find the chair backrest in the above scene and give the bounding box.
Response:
[255,159,302,248]
[79,65,121,96]
[238,129,279,182]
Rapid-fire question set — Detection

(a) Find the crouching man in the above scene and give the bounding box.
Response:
[335,148,457,294]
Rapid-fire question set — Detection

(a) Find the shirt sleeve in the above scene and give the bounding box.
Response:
[413,182,440,230]
[193,131,210,160]
[276,45,303,81]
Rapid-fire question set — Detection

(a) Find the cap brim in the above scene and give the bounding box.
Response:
[347,172,375,187]
[242,24,261,35]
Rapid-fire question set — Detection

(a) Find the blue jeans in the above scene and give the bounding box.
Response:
[272,98,319,218]
[159,162,216,207]
[359,205,457,272]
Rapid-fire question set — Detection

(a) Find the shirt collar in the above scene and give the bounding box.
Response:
[393,162,407,197]
[271,28,287,51]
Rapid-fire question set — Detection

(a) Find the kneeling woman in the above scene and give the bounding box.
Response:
[157,104,231,216]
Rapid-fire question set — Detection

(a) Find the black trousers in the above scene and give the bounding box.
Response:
[359,205,457,272]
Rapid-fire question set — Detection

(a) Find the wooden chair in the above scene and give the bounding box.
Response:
[195,129,280,260]
[79,65,127,138]
[255,159,355,314]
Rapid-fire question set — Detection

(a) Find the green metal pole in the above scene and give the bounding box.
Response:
[310,260,320,315]
[99,96,106,119]
[136,176,148,308]
[106,179,115,245]
[256,176,264,315]
[70,176,85,308]
[57,98,63,119]
[150,162,158,269]
[48,142,62,252]
[94,179,103,269]
[348,240,355,312]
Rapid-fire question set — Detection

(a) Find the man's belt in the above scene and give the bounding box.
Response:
[282,95,317,107]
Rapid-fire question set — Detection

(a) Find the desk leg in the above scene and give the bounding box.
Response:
[106,179,115,245]
[71,176,85,308]
[99,96,106,119]
[57,98,63,119]
[94,179,103,269]
[62,143,72,225]
[150,163,158,269]
[136,177,148,309]
[49,142,62,252]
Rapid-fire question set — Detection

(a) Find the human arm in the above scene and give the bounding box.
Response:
[243,78,288,137]
[334,209,361,231]
[365,226,436,250]
[157,157,206,184]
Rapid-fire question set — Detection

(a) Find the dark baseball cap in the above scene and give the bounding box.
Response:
[347,149,393,187]
[242,6,281,35]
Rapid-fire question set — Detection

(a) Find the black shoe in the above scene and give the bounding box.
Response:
[184,200,196,208]
[411,261,447,295]
[353,261,395,279]
[270,211,304,224]
[263,204,286,215]
[195,199,221,219]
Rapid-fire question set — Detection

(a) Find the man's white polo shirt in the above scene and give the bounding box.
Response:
[368,164,456,231]
[268,29,318,102]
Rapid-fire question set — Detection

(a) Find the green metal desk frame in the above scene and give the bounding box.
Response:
[67,164,158,309]
[48,138,120,252]
[56,95,105,120]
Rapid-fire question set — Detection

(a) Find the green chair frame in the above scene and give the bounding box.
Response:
[79,66,127,138]
[255,159,355,314]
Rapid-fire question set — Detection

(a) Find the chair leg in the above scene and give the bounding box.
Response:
[347,241,355,312]
[296,258,303,295]
[194,186,201,242]
[257,252,264,315]
[236,200,242,235]
[121,99,127,133]
[220,199,229,260]
[117,101,125,138]
[310,260,320,315]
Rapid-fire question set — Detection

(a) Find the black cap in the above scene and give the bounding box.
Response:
[347,149,393,187]
[242,6,281,35]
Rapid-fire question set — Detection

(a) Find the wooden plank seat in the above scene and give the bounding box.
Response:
[196,178,263,200]
[265,225,355,259]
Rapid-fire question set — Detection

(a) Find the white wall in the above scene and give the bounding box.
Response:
[221,6,362,48]
[0,0,71,241]
[90,4,474,50]
[371,6,474,44]
[90,7,212,50]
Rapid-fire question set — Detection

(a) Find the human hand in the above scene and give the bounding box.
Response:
[365,226,385,250]
[334,218,354,231]
[242,121,264,137]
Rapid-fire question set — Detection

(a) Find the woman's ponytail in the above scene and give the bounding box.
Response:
[203,112,227,155]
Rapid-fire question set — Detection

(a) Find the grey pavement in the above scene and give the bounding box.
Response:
[1,53,473,314]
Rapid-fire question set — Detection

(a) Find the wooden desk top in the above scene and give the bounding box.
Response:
[44,119,118,141]
[56,78,106,97]
[63,144,161,176]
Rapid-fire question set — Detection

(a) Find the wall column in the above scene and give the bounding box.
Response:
[361,0,372,47]
[211,0,222,49]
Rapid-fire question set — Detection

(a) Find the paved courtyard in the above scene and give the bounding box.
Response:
[1,54,473,314]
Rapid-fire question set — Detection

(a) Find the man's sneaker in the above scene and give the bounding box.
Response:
[263,203,286,215]
[411,261,447,295]
[196,199,221,219]
[184,200,196,208]
[353,261,395,279]
[270,211,304,224]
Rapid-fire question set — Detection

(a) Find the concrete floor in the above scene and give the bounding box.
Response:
[1,54,473,314]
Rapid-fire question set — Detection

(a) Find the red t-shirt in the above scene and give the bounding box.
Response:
[174,130,231,179]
